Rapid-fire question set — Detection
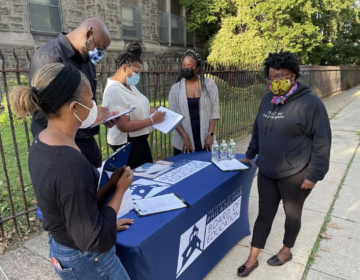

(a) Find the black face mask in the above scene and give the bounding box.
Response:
[181,68,195,80]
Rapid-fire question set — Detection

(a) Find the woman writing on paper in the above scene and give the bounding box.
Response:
[103,43,165,169]
[169,49,220,155]
[11,63,133,279]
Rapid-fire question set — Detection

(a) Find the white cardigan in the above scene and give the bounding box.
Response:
[168,77,220,150]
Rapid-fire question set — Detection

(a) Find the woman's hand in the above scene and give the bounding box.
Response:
[205,135,214,151]
[150,107,157,114]
[116,218,134,231]
[239,158,254,167]
[301,179,316,189]
[104,111,120,128]
[108,166,126,191]
[116,166,133,193]
[152,112,166,124]
[182,135,194,153]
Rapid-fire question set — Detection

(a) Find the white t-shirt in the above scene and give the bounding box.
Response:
[102,78,152,146]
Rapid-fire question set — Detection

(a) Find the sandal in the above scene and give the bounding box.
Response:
[267,252,292,266]
[237,261,259,277]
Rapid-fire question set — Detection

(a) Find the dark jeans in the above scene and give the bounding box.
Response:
[75,136,102,168]
[110,134,153,169]
[48,235,130,280]
[251,167,312,249]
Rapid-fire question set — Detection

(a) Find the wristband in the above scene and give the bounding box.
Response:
[150,117,154,126]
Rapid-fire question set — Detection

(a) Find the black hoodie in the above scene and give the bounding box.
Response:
[246,83,331,183]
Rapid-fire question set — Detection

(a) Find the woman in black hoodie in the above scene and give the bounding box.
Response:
[237,51,331,277]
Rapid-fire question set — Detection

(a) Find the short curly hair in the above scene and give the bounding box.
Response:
[264,51,301,79]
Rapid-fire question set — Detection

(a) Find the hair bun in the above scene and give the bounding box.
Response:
[124,42,142,59]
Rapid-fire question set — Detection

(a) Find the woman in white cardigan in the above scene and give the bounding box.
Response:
[169,49,220,155]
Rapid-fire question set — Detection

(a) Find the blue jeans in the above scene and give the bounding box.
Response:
[48,235,130,280]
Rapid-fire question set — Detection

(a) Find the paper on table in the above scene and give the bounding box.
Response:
[133,193,187,216]
[145,163,171,174]
[91,106,136,128]
[211,159,249,171]
[150,106,184,134]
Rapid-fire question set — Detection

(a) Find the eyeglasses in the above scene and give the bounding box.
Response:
[265,73,293,83]
[90,27,104,54]
[128,66,141,75]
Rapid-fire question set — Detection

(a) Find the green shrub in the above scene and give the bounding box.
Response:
[347,77,354,89]
[0,75,30,125]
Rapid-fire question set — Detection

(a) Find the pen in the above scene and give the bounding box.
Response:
[109,163,133,177]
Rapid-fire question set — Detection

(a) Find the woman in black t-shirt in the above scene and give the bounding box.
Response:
[11,63,132,280]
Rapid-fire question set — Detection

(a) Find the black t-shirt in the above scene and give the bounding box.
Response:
[29,135,117,253]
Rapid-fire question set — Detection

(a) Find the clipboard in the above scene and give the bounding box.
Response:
[211,158,249,172]
[97,143,132,190]
[91,107,136,128]
[133,193,190,217]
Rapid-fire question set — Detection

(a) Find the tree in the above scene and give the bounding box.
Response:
[182,0,357,65]
[179,0,235,39]
[207,0,322,64]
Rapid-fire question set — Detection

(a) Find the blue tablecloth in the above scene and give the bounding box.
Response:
[115,152,257,280]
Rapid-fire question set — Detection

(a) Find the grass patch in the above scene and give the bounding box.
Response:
[302,140,360,279]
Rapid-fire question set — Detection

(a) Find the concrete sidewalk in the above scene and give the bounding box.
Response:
[1,86,360,280]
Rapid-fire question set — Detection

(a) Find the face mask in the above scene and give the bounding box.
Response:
[89,48,104,64]
[181,68,195,80]
[269,78,293,96]
[126,71,140,86]
[72,100,98,129]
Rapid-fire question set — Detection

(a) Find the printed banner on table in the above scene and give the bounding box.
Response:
[176,187,242,278]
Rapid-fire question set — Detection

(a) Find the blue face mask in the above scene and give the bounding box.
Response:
[89,48,104,64]
[126,71,140,86]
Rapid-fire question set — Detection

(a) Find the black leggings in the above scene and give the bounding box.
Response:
[251,167,312,249]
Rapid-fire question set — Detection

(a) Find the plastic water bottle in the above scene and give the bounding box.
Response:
[212,140,219,161]
[228,139,236,159]
[220,140,228,159]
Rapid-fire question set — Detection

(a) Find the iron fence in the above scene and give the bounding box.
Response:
[0,48,359,237]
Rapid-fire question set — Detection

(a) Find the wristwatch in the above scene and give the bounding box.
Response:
[208,132,214,136]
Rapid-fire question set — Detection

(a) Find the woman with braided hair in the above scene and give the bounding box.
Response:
[103,42,165,169]
[169,49,220,155]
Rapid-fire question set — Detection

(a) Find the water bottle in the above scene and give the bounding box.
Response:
[228,139,236,159]
[212,140,219,161]
[220,140,228,159]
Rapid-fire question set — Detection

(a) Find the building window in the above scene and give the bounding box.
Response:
[187,31,194,46]
[122,1,142,40]
[171,0,181,15]
[28,0,62,34]
[171,14,184,45]
[158,0,167,12]
[158,11,169,43]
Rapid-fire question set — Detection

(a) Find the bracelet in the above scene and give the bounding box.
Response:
[150,117,154,126]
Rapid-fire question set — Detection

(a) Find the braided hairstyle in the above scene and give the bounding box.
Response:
[115,42,143,69]
[264,51,301,79]
[11,63,89,119]
[176,49,207,93]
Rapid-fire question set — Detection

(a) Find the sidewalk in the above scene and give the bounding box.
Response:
[1,86,360,280]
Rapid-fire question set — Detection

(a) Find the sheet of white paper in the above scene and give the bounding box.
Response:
[130,179,171,200]
[211,159,249,171]
[154,160,211,184]
[133,193,187,215]
[132,179,170,186]
[91,106,136,128]
[150,106,184,134]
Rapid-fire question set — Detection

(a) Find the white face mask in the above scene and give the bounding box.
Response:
[72,100,98,129]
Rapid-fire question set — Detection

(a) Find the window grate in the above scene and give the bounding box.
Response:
[28,0,62,34]
[122,3,142,40]
[158,12,169,43]
[171,15,185,45]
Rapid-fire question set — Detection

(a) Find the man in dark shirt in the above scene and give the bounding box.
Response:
[29,18,114,168]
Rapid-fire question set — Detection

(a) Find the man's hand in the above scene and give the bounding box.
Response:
[239,158,254,167]
[116,218,134,231]
[104,111,120,128]
[301,179,316,189]
[205,135,214,151]
[94,106,111,125]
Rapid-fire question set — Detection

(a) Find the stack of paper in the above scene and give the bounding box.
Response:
[117,189,134,219]
[149,106,184,134]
